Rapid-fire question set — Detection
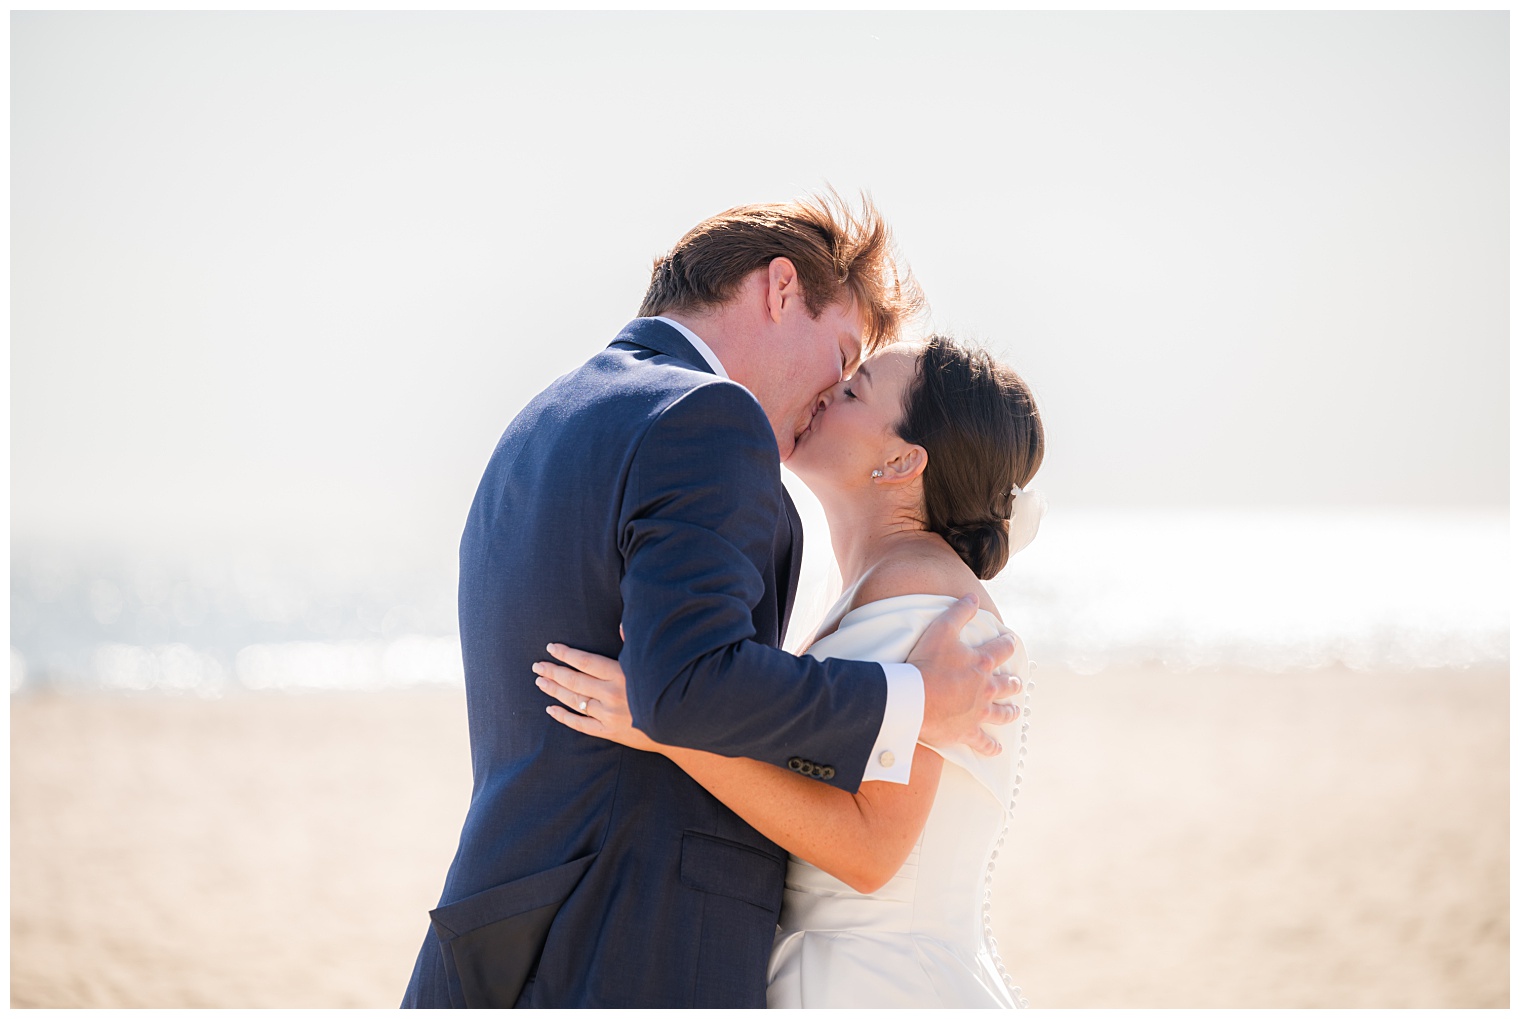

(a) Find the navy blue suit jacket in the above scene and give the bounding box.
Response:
[403,319,889,1008]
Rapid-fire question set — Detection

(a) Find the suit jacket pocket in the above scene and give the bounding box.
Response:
[428,853,596,1008]
[678,831,784,913]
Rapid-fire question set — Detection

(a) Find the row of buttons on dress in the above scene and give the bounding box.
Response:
[982,667,1033,1009]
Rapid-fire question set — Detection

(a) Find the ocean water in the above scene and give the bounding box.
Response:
[9,509,1507,696]
[983,508,1508,674]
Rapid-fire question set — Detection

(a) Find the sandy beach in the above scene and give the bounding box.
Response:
[10,665,1508,1008]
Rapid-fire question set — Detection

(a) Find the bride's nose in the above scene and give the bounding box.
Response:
[816,378,848,411]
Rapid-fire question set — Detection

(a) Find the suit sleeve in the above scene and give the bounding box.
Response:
[616,380,888,793]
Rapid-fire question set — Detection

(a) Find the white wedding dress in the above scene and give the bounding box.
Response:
[767,594,1033,1009]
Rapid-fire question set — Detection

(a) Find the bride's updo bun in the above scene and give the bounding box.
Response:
[895,336,1044,580]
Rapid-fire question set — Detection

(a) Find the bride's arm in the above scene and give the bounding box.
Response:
[535,644,943,894]
[658,744,943,895]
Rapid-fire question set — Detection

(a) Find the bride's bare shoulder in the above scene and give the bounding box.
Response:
[849,544,1003,624]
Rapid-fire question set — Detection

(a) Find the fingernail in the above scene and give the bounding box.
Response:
[531,662,546,675]
[534,677,547,689]
[546,643,561,654]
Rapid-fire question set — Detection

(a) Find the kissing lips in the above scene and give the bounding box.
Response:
[793,410,819,451]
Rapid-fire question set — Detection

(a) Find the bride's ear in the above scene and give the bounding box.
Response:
[879,444,927,485]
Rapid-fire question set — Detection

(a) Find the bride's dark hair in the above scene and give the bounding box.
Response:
[895,336,1044,580]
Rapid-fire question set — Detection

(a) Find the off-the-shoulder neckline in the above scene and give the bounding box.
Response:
[811,593,1006,646]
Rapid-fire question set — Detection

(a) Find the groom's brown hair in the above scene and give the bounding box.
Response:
[638,189,924,352]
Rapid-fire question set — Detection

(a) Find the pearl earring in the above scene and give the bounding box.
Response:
[871,469,884,479]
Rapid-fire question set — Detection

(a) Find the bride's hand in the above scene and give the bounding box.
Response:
[535,643,663,754]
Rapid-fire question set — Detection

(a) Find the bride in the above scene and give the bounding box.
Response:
[535,335,1044,1008]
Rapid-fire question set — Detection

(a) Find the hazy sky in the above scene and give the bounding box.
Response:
[11,12,1508,557]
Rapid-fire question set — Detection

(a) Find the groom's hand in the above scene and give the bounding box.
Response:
[908,595,1022,756]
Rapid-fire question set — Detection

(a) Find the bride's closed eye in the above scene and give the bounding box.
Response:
[842,386,858,400]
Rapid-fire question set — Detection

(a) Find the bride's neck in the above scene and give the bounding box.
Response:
[819,489,929,589]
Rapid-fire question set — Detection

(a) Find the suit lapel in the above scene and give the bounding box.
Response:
[776,486,805,638]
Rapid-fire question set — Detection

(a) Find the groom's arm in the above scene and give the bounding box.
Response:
[862,665,923,784]
[616,381,907,793]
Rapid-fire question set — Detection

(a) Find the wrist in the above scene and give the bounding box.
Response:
[917,717,948,745]
[917,686,949,743]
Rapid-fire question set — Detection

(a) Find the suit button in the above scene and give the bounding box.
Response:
[820,766,836,780]
[809,764,822,777]
[878,750,896,768]
[788,757,805,772]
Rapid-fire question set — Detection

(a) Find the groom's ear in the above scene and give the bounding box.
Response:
[766,257,801,323]
[881,444,928,485]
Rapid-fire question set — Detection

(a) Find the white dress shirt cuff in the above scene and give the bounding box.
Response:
[861,663,924,785]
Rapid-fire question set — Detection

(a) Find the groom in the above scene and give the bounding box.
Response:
[402,194,1021,1008]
